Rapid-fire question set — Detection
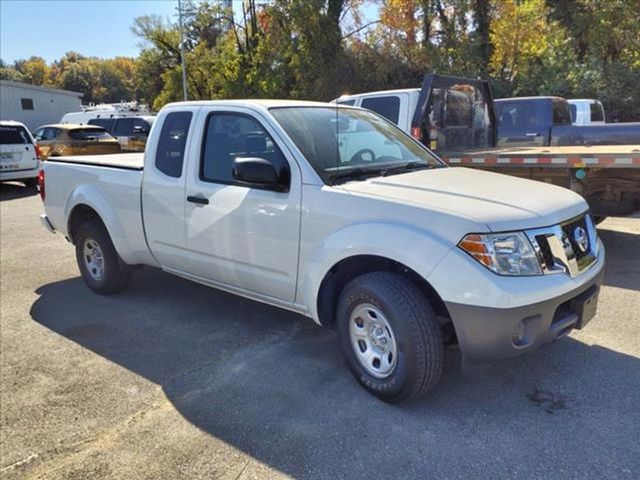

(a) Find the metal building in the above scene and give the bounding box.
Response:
[0,80,83,131]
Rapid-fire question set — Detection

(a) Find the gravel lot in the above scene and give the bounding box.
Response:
[1,182,639,480]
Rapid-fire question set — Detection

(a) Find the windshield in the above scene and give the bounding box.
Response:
[270,107,444,184]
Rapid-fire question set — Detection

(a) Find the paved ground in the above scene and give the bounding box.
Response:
[1,182,639,480]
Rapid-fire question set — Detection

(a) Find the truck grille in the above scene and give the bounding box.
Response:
[526,213,598,277]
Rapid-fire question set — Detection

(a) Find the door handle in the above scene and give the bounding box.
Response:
[525,132,541,137]
[187,195,209,205]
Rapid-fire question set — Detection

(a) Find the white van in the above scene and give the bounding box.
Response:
[0,121,40,187]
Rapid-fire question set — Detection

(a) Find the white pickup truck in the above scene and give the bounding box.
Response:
[40,100,605,403]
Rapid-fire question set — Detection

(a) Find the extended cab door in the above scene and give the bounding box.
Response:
[141,109,195,270]
[182,107,301,302]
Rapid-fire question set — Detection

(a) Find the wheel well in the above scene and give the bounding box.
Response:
[316,255,455,340]
[67,204,103,244]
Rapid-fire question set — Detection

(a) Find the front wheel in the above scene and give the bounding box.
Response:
[337,272,443,403]
[74,219,131,294]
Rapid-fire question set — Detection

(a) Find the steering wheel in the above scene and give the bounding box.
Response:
[349,148,376,164]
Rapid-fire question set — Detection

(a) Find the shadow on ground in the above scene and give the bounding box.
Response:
[598,227,640,291]
[0,182,37,201]
[30,266,640,478]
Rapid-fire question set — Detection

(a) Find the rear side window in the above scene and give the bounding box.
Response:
[155,112,192,178]
[361,96,400,124]
[88,118,115,131]
[337,99,356,106]
[68,128,112,140]
[552,100,572,125]
[497,101,545,130]
[113,118,135,136]
[0,126,31,144]
[590,102,604,122]
[33,127,58,141]
[201,113,288,185]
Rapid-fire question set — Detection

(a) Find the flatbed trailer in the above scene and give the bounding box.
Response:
[440,145,640,217]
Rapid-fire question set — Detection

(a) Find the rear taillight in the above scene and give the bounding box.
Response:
[411,126,421,139]
[38,169,45,201]
[35,144,42,160]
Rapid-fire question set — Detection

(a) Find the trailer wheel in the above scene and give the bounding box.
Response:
[74,219,131,294]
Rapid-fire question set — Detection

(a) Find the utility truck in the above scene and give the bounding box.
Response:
[40,100,605,403]
[336,75,640,218]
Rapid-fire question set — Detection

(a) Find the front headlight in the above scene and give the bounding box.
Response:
[458,232,542,276]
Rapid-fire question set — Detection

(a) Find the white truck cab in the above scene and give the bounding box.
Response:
[335,88,420,133]
[39,100,605,403]
[568,99,606,125]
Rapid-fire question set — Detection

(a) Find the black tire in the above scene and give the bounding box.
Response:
[74,219,131,294]
[337,272,443,403]
[23,178,38,188]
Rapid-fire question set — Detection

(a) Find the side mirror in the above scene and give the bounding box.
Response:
[232,157,288,192]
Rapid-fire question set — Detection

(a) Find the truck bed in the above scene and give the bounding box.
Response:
[46,153,144,170]
[441,145,640,168]
[42,154,153,266]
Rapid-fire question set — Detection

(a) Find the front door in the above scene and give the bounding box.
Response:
[183,109,301,302]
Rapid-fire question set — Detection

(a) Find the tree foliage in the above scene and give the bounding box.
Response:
[1,0,638,120]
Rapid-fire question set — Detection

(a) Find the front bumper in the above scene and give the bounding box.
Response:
[445,260,605,363]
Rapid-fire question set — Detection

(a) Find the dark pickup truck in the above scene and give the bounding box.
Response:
[495,96,640,147]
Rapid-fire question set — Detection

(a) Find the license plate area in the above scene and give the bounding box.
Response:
[570,285,599,329]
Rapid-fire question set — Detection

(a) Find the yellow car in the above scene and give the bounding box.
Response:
[32,124,121,159]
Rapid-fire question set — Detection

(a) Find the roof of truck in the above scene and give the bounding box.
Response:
[336,88,421,99]
[163,99,342,109]
[495,96,564,102]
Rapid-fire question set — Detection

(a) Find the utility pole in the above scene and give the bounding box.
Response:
[178,0,188,101]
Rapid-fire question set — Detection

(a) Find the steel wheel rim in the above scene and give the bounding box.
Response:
[348,303,398,378]
[83,238,104,281]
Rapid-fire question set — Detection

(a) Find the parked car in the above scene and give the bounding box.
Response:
[494,96,640,146]
[32,124,121,159]
[0,120,40,187]
[87,116,154,152]
[334,75,640,218]
[39,100,605,403]
[567,99,606,126]
[61,102,155,152]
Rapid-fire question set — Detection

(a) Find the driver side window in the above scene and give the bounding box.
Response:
[200,113,289,186]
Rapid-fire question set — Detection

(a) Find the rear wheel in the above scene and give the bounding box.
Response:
[74,219,131,294]
[337,272,443,403]
[23,178,37,188]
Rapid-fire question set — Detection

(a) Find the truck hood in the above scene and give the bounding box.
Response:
[341,167,587,231]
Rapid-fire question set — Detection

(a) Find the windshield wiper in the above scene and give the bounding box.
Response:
[380,161,433,177]
[328,167,384,184]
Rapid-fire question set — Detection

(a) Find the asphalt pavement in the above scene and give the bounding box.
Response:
[1,182,639,479]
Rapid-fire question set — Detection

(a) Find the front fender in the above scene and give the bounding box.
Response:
[300,222,454,323]
[64,185,134,264]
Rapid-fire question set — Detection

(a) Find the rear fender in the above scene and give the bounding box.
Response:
[64,185,134,264]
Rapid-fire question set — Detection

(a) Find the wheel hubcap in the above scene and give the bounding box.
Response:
[83,238,104,281]
[349,303,398,378]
